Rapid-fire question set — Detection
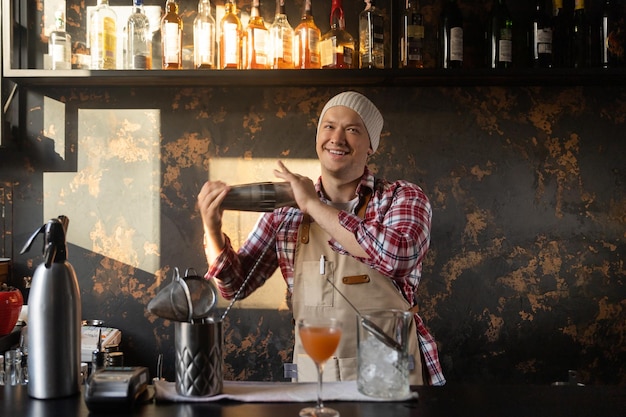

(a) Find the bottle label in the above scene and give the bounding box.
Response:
[498,28,513,63]
[282,30,293,62]
[51,44,68,65]
[196,23,215,60]
[320,37,336,67]
[251,28,269,65]
[450,27,463,61]
[536,28,552,54]
[102,17,117,65]
[408,24,424,39]
[498,39,512,63]
[307,28,320,64]
[163,22,181,63]
[343,46,354,66]
[223,23,240,66]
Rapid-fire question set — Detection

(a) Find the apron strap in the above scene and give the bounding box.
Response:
[299,191,373,244]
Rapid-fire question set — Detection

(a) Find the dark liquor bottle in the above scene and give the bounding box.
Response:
[399,0,425,68]
[485,0,513,69]
[600,0,625,68]
[552,0,573,67]
[530,0,553,68]
[438,0,463,69]
[572,0,590,68]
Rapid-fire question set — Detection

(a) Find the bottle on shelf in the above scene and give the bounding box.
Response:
[552,0,573,68]
[161,0,183,69]
[49,10,72,70]
[438,0,463,69]
[600,0,625,68]
[90,0,118,69]
[269,0,295,69]
[571,0,590,68]
[220,0,243,69]
[485,0,513,69]
[193,0,216,69]
[244,0,270,69]
[320,0,357,68]
[399,0,425,69]
[126,0,152,69]
[294,0,322,69]
[529,0,553,68]
[359,0,386,69]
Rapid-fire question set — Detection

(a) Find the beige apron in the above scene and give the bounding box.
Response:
[291,209,423,384]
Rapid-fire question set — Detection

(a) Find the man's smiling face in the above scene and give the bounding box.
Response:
[316,106,372,182]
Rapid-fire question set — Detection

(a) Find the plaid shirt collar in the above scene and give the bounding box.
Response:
[314,166,375,203]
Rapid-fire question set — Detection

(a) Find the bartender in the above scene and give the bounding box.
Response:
[197,91,445,386]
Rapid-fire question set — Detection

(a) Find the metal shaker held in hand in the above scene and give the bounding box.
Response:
[220,182,296,212]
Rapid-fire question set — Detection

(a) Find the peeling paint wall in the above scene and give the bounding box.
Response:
[2,84,624,385]
[1,0,625,386]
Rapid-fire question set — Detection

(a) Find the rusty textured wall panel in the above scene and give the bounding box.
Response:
[1,84,624,385]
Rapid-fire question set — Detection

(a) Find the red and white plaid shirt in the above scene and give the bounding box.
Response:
[206,166,446,385]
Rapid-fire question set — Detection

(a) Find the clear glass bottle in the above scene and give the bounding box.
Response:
[321,0,356,68]
[485,0,513,69]
[0,355,5,386]
[161,0,183,69]
[359,0,385,69]
[244,0,270,69]
[4,349,23,386]
[572,0,590,68]
[90,0,118,69]
[294,0,322,69]
[269,0,295,69]
[399,0,424,69]
[127,0,152,69]
[220,0,243,69]
[530,0,553,68]
[49,10,72,70]
[438,0,463,69]
[194,0,216,69]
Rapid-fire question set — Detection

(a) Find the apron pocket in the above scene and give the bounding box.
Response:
[299,260,335,307]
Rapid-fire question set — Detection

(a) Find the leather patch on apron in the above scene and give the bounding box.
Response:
[299,215,310,244]
[342,275,370,284]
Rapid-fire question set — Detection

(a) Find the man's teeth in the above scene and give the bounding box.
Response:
[329,150,346,155]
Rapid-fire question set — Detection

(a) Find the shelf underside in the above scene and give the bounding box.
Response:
[4,68,626,88]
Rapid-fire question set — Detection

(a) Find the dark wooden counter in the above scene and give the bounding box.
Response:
[1,383,625,417]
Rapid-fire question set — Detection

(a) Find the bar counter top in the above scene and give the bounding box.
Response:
[2,382,625,417]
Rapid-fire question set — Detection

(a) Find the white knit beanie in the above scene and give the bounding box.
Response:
[317,91,384,153]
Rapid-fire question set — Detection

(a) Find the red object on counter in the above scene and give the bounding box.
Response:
[0,288,23,335]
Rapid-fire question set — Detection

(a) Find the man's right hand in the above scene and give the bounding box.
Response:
[197,181,230,262]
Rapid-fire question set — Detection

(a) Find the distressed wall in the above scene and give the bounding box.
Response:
[0,0,625,385]
[1,84,624,385]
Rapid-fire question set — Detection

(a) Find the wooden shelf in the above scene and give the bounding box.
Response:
[3,67,626,88]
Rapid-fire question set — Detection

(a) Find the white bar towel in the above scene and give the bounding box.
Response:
[154,380,418,403]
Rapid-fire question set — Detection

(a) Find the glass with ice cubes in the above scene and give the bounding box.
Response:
[357,309,411,399]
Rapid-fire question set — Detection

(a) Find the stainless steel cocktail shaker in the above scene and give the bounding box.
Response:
[221,182,296,212]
